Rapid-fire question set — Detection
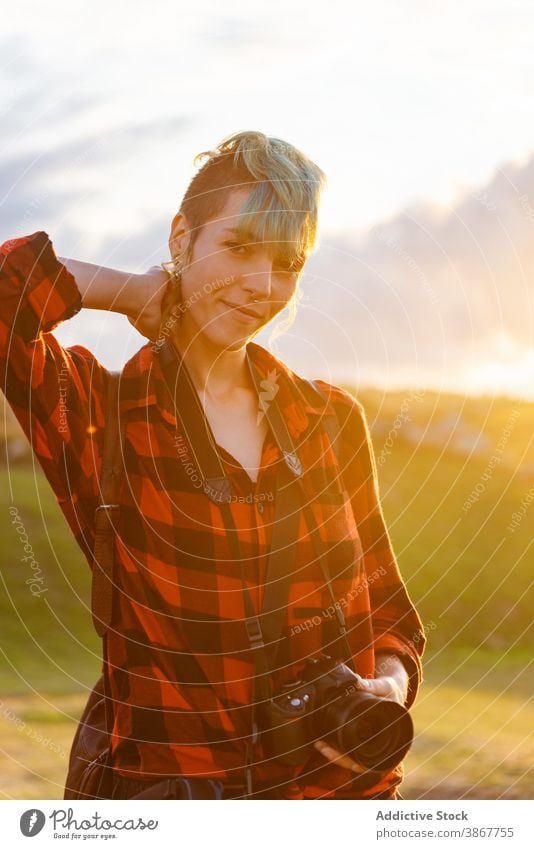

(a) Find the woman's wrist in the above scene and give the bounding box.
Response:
[374,652,410,702]
[58,256,148,316]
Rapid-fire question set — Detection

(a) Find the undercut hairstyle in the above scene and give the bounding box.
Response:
[161,130,326,341]
[177,130,326,270]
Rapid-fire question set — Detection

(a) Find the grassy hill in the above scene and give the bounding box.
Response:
[358,387,533,653]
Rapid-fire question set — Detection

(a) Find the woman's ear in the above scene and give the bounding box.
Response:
[169,211,192,260]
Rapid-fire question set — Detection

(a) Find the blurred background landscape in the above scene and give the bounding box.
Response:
[1,0,533,801]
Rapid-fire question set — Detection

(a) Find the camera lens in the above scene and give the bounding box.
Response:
[321,690,413,772]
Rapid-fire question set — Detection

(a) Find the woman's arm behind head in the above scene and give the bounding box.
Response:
[1,231,110,563]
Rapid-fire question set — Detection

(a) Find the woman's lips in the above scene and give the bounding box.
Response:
[220,299,263,323]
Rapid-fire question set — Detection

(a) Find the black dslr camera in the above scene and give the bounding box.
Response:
[258,656,413,771]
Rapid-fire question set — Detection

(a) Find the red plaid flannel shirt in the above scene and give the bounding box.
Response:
[1,231,425,798]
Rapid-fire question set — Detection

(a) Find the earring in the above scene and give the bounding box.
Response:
[160,254,185,324]
[161,252,185,282]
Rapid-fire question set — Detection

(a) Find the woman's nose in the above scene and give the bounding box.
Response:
[243,261,273,299]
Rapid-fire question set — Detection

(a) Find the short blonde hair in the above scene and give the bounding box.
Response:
[178,130,326,269]
[161,131,326,338]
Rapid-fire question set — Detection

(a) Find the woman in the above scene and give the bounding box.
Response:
[0,131,425,799]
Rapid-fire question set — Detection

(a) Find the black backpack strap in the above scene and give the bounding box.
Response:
[90,370,125,797]
[91,370,124,637]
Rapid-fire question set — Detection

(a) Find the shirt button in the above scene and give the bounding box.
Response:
[257,502,264,514]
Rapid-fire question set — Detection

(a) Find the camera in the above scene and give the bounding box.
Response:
[258,656,413,771]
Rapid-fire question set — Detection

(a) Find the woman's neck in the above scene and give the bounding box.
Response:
[170,331,254,402]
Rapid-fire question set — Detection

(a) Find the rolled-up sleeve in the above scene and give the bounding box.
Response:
[2,231,83,342]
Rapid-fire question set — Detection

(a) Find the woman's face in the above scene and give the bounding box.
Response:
[169,188,304,352]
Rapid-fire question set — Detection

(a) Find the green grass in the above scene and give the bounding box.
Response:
[380,443,533,653]
[357,388,534,655]
[403,648,533,799]
[1,466,101,695]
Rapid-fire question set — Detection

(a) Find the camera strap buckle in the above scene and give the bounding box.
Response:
[245,617,265,650]
[335,607,347,633]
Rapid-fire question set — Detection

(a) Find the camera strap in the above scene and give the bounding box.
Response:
[244,363,356,671]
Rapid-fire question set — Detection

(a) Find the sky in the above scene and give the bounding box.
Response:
[1,0,534,399]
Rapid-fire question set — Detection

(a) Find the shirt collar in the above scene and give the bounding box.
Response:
[119,339,335,439]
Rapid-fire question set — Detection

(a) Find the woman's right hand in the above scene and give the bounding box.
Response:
[124,266,172,342]
[58,256,174,342]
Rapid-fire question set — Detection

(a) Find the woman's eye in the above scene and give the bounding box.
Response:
[274,259,303,275]
[273,253,306,274]
[226,242,248,254]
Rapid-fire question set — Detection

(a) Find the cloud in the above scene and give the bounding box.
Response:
[1,112,189,185]
[261,152,534,396]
